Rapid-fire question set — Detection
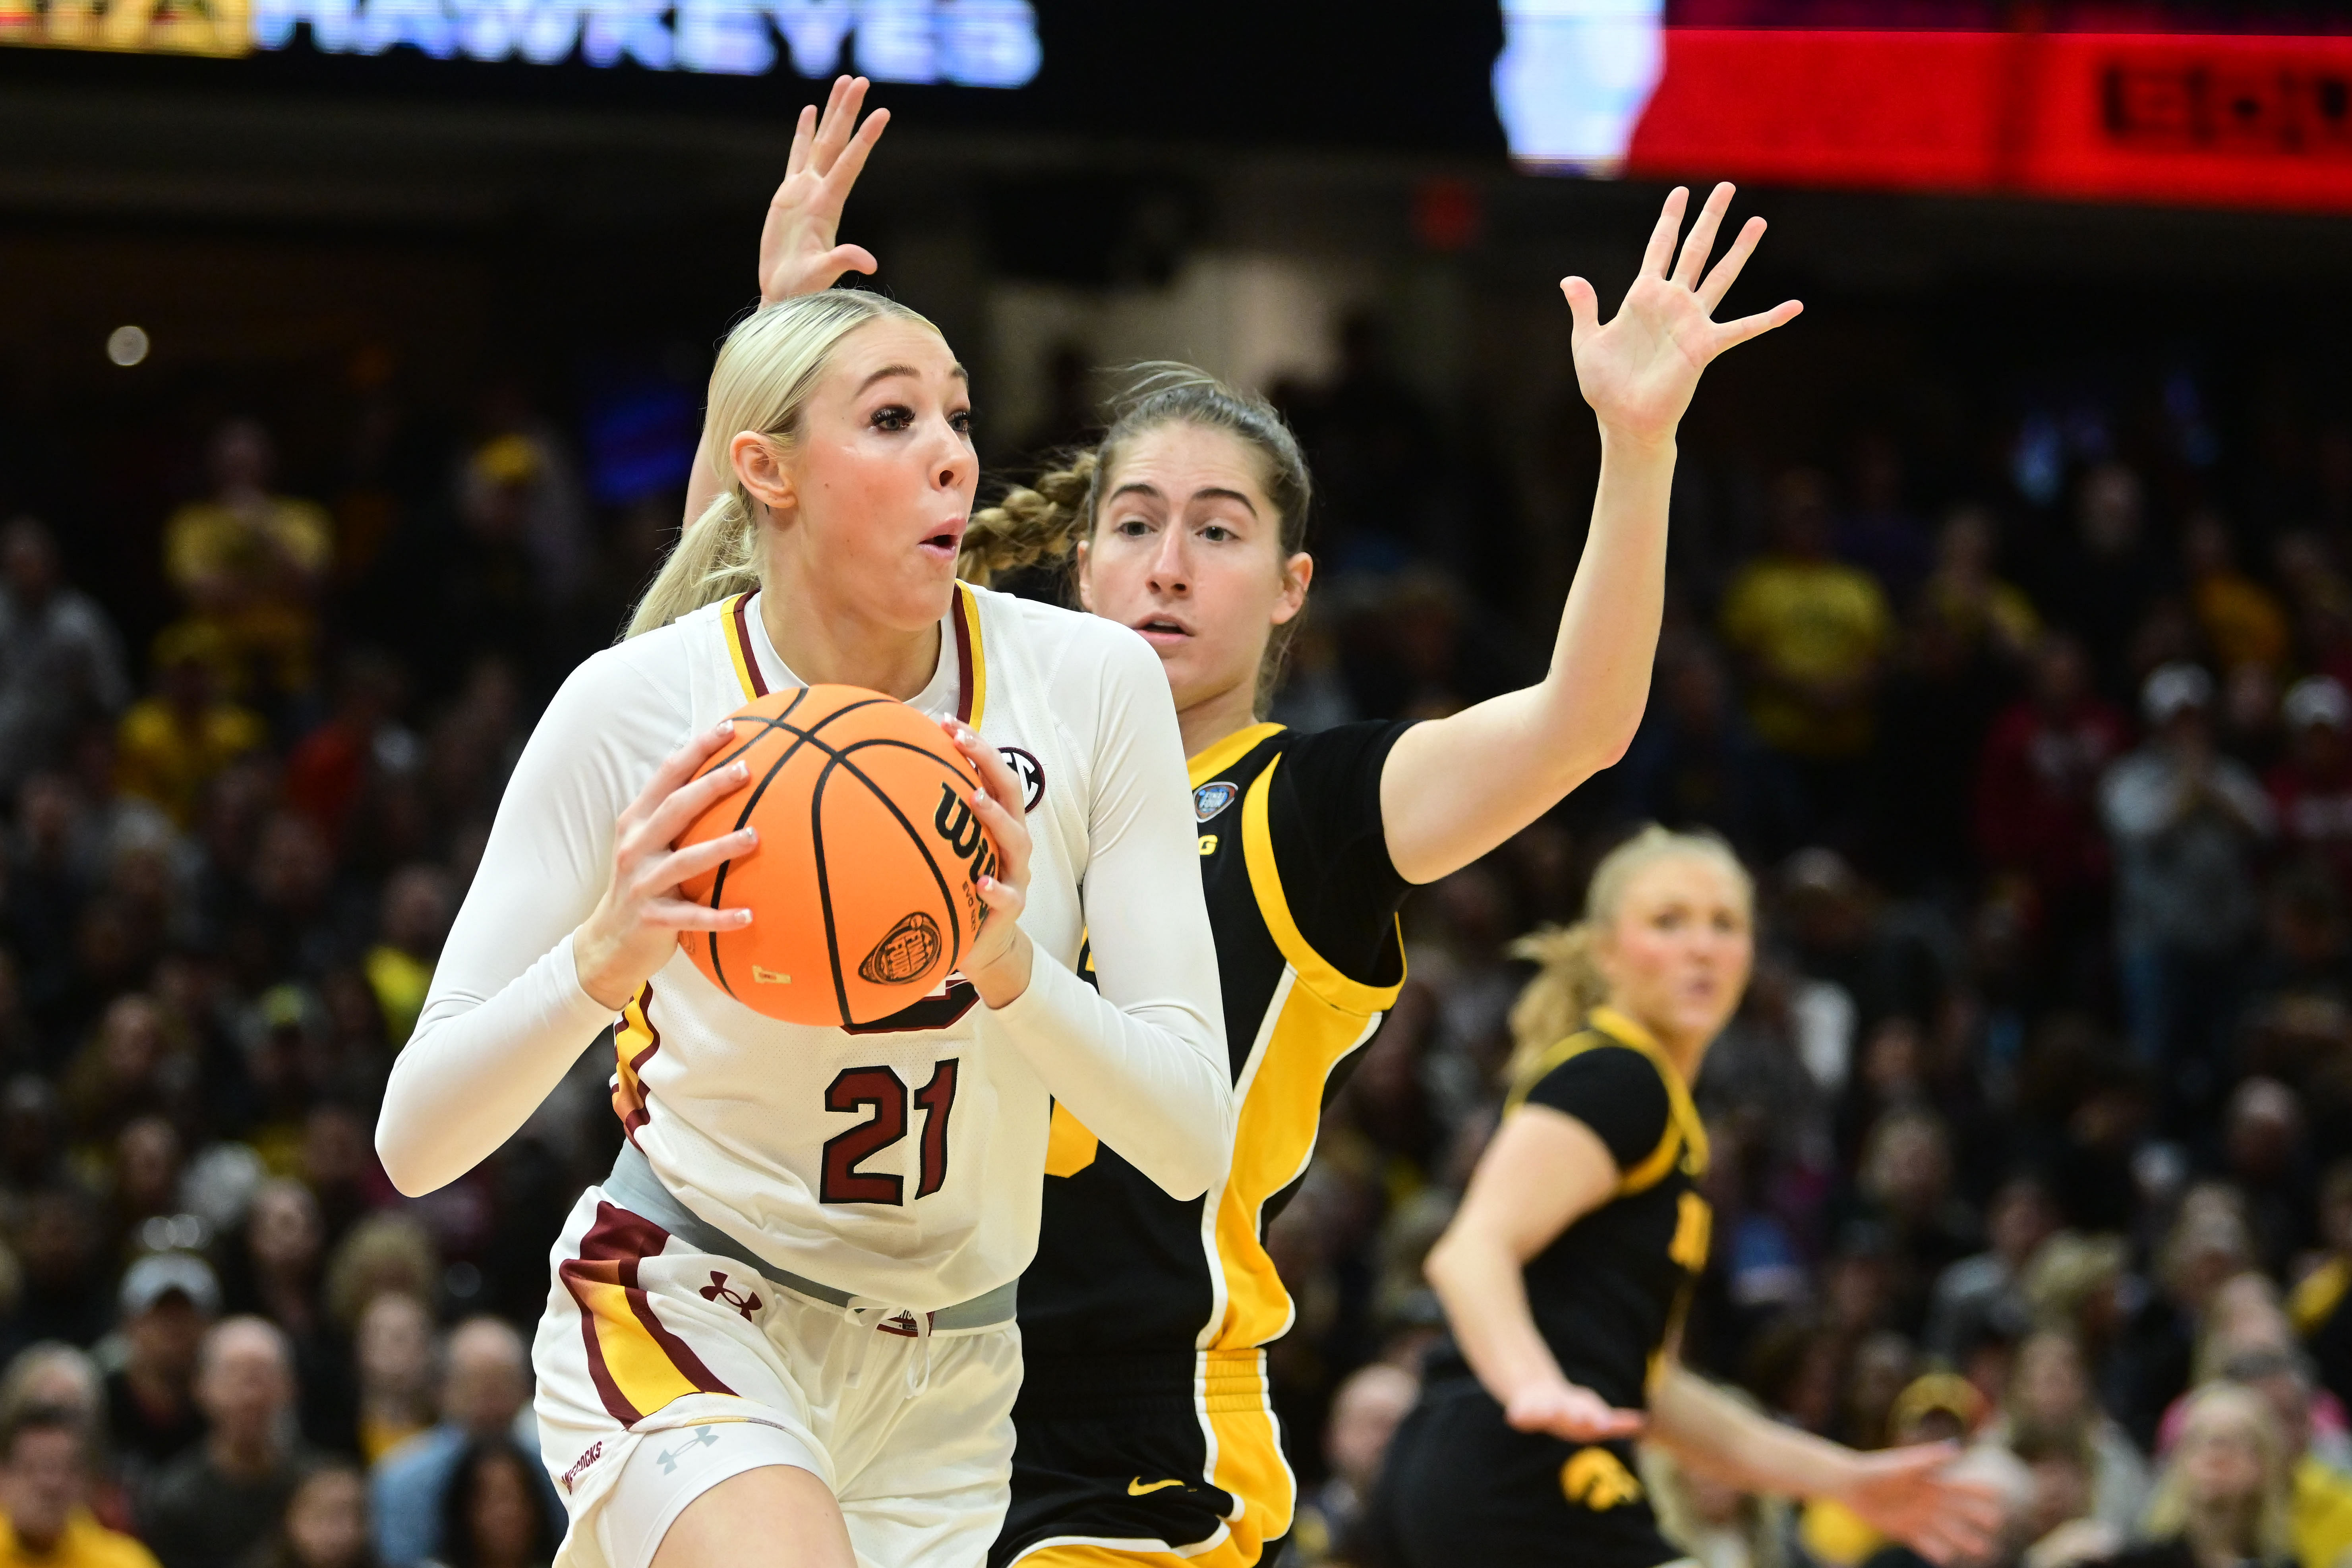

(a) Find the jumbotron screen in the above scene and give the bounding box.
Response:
[1497,1,2352,213]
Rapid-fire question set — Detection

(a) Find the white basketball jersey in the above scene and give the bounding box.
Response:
[617,584,1093,1310]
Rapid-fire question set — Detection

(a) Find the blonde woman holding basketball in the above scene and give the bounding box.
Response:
[373,85,1232,1568]
[724,79,1820,1568]
[1373,828,2002,1568]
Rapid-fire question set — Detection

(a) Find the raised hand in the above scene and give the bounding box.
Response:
[1839,1442,2006,1566]
[758,74,890,304]
[1563,182,1801,450]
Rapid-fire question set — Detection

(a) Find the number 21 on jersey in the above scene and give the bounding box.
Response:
[819,1060,959,1205]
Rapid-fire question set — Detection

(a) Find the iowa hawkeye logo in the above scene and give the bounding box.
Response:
[1561,1446,1644,1511]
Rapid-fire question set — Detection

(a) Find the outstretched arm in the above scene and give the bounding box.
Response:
[1648,1369,2003,1565]
[682,74,890,531]
[1379,184,1801,884]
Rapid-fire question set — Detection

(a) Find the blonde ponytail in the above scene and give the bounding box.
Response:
[959,451,1099,584]
[627,289,944,639]
[1503,824,1754,1090]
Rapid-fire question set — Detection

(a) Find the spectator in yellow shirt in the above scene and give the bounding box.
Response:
[0,1404,160,1568]
[2186,510,2290,676]
[162,420,331,700]
[1720,469,1894,830]
[114,624,264,828]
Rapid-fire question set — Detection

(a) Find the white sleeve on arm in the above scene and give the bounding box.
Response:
[375,651,686,1197]
[987,626,1232,1201]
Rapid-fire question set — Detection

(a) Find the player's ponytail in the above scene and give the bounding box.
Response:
[628,290,945,639]
[1504,825,1754,1092]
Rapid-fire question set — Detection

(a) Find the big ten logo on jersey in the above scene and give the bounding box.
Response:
[932,780,1000,933]
[1560,1446,1644,1512]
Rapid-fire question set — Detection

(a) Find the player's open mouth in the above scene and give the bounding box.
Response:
[918,522,965,562]
[1132,615,1191,648]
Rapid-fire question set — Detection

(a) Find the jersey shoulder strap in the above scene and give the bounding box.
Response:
[1507,1007,1709,1193]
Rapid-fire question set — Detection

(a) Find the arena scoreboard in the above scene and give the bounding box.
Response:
[1497,2,2352,215]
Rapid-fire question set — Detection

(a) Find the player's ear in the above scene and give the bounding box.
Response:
[1073,538,1095,612]
[1270,551,1313,627]
[730,431,796,516]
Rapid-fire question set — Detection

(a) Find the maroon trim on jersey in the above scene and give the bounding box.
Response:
[952,590,977,723]
[732,595,770,696]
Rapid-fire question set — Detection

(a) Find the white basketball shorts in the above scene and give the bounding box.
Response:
[531,1178,1021,1568]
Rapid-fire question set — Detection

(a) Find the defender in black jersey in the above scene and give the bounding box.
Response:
[734,130,1814,1568]
[1373,831,2001,1568]
[993,719,1412,1567]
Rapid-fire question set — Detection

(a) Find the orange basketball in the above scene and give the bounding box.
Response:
[675,686,998,1027]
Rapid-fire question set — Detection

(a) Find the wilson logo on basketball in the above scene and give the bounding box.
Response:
[932,783,1001,886]
[859,913,943,986]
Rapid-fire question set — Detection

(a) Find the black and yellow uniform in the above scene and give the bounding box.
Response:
[992,721,1413,1568]
[1371,1007,1712,1568]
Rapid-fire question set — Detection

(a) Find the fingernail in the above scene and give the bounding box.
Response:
[714,719,734,737]
[977,876,994,892]
[972,789,988,806]
[736,909,754,925]
[732,763,750,779]
[741,828,759,846]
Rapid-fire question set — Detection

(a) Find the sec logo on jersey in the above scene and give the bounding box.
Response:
[1000,746,1046,812]
[1194,781,1238,822]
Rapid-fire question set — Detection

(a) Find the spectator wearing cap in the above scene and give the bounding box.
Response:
[99,1255,217,1485]
[140,1317,307,1568]
[369,1319,555,1568]
[2101,663,2274,1124]
[2268,676,2352,896]
[0,1404,157,1568]
[0,519,130,799]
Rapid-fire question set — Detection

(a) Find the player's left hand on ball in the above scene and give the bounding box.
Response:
[943,721,1034,998]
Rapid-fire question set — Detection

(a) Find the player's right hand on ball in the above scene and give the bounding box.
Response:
[1504,1379,1647,1442]
[574,719,758,1011]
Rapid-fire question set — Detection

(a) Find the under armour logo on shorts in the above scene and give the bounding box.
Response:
[656,1427,723,1474]
[698,1272,763,1321]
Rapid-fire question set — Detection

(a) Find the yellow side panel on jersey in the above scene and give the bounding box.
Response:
[1011,1355,1288,1566]
[1044,1102,1100,1177]
[1213,760,1403,1351]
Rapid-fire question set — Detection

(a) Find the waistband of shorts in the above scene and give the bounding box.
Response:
[1014,1347,1269,1417]
[601,1141,1018,1331]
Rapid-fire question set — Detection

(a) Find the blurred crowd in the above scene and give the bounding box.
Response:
[2,311,2350,1568]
